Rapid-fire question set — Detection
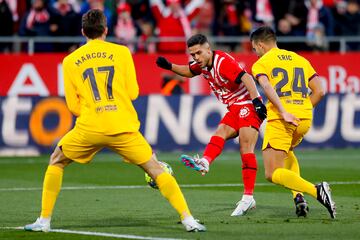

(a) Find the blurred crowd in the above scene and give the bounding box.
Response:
[0,0,359,53]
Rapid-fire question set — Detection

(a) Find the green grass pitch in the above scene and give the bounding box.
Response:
[0,149,360,240]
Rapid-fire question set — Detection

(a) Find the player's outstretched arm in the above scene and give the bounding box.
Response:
[156,56,194,78]
[257,75,299,126]
[308,76,326,107]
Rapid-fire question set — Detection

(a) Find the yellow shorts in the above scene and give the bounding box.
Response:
[57,127,153,165]
[262,119,312,153]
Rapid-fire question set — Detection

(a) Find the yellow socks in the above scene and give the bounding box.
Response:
[156,172,191,220]
[39,166,191,220]
[272,168,317,198]
[40,165,64,218]
[285,151,302,198]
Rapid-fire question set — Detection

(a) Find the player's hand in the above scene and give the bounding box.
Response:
[252,97,267,121]
[281,112,300,126]
[156,56,172,70]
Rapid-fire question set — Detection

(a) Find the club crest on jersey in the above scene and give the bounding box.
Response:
[239,106,250,118]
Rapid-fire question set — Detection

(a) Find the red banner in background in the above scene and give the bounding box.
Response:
[0,52,359,96]
[0,54,66,96]
[134,54,191,94]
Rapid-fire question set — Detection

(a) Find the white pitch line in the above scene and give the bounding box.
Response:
[0,181,360,192]
[0,227,186,240]
[51,229,186,240]
[0,153,359,164]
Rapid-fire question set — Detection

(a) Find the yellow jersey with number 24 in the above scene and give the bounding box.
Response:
[252,48,317,121]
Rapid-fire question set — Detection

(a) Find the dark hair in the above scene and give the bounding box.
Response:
[82,9,107,39]
[187,34,209,47]
[250,26,276,43]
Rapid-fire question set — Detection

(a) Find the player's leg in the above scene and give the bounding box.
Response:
[203,123,237,164]
[285,150,309,217]
[25,129,102,232]
[181,123,237,174]
[285,151,301,198]
[263,120,317,196]
[264,147,337,218]
[229,104,262,216]
[140,157,205,231]
[41,147,73,219]
[263,120,335,218]
[264,148,320,197]
[181,109,238,173]
[112,132,205,231]
[24,147,73,232]
[264,147,318,195]
[231,126,258,216]
[239,126,259,196]
[140,157,190,218]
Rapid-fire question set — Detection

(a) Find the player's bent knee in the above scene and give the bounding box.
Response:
[49,146,71,168]
[215,124,237,139]
[49,158,71,169]
[239,137,257,154]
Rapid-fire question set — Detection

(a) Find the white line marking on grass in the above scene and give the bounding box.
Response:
[0,152,359,164]
[1,227,186,240]
[0,181,360,192]
[0,185,145,191]
[51,229,186,240]
[1,227,24,230]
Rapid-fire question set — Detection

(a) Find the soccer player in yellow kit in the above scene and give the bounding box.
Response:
[250,26,336,218]
[24,9,205,232]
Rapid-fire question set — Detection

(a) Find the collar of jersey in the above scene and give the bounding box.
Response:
[88,39,105,44]
[262,47,278,58]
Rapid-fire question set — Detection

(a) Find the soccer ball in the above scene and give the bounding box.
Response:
[145,161,174,189]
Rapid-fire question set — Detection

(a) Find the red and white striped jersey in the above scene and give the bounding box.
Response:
[189,50,256,106]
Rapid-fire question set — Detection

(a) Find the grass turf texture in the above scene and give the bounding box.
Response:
[0,149,360,240]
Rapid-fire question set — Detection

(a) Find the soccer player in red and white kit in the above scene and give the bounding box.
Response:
[156,34,267,216]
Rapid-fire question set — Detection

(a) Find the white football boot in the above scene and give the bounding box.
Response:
[181,216,206,232]
[194,156,210,176]
[180,154,210,175]
[24,217,51,232]
[231,195,256,216]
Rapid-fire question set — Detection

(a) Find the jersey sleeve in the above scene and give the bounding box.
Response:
[124,47,139,100]
[189,61,202,76]
[251,60,268,81]
[218,57,246,84]
[62,57,81,116]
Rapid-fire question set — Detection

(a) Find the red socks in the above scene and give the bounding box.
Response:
[203,136,225,164]
[241,153,257,195]
[204,136,257,195]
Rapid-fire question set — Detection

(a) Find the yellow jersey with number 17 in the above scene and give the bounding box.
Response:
[62,39,140,134]
[252,48,318,121]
